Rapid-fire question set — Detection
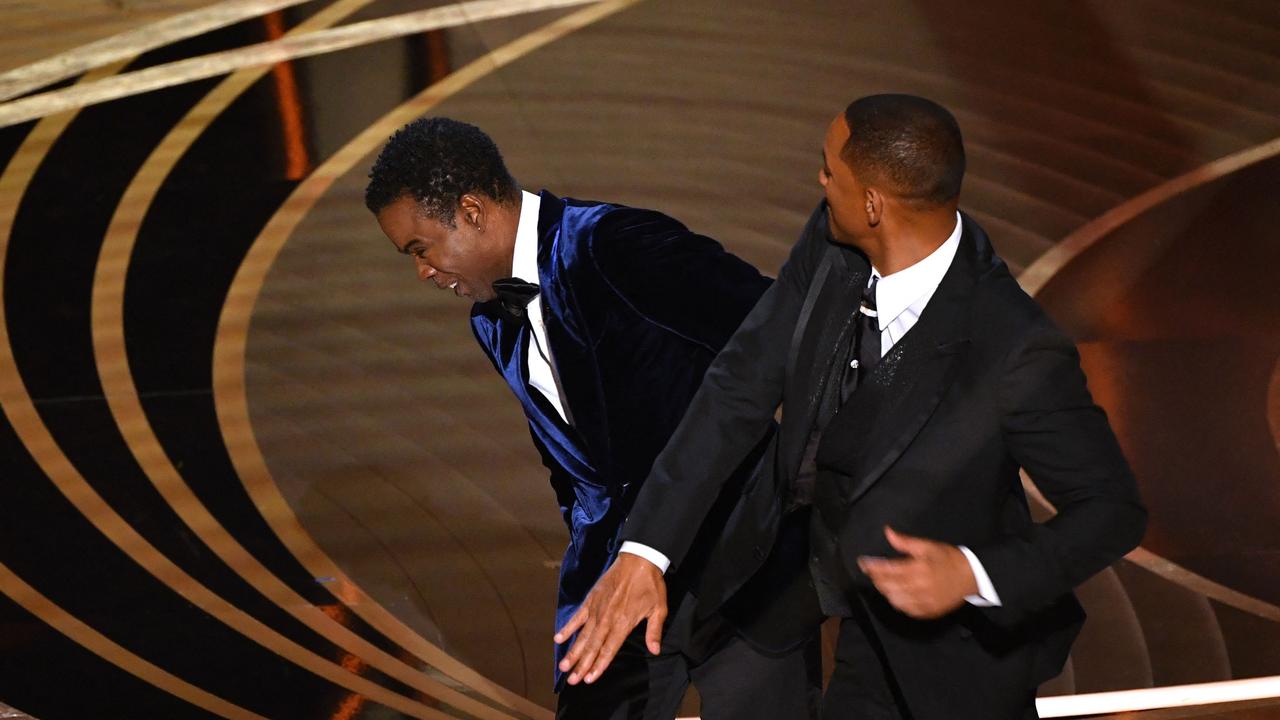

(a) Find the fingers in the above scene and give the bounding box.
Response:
[557,556,670,684]
[643,605,667,656]
[560,615,608,684]
[568,630,607,685]
[858,555,912,584]
[859,554,930,616]
[554,607,588,645]
[583,622,631,684]
[884,526,933,557]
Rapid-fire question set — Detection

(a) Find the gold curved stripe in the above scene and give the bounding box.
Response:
[88,2,547,717]
[0,0,322,103]
[0,62,266,720]
[1012,135,1280,626]
[212,1,641,717]
[95,0,641,717]
[1017,135,1280,297]
[1124,547,1280,623]
[0,0,605,130]
[2,206,457,720]
[0,561,267,720]
[1020,473,1280,623]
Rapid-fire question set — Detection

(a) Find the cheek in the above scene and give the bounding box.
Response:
[826,202,850,232]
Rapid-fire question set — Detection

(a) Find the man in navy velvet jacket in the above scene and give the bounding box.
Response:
[366,117,814,719]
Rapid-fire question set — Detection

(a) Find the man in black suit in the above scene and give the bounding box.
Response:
[367,118,816,719]
[555,95,1147,719]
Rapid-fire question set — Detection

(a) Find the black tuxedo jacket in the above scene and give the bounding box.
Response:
[620,202,1146,719]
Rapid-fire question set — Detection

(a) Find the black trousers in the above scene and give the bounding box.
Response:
[556,599,820,720]
[821,614,1038,720]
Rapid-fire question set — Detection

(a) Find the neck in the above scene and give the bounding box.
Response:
[862,207,955,276]
[497,192,523,278]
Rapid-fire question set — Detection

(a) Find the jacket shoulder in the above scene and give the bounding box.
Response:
[967,263,1067,361]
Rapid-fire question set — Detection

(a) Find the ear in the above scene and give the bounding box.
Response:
[459,193,484,230]
[864,188,883,228]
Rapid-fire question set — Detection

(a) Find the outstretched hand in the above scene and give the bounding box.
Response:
[858,526,978,619]
[554,553,668,685]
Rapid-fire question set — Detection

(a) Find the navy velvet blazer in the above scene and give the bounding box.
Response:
[469,191,771,685]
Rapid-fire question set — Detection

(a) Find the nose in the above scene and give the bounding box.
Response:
[415,257,437,281]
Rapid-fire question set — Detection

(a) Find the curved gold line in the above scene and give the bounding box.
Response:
[212,2,641,717]
[1124,547,1280,623]
[1012,135,1280,627]
[1020,473,1280,623]
[0,561,266,720]
[0,62,269,720]
[89,2,549,718]
[1017,135,1280,297]
[986,139,1280,717]
[0,0,606,129]
[0,0,323,103]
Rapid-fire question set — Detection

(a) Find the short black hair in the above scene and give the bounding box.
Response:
[365,117,519,224]
[842,94,965,205]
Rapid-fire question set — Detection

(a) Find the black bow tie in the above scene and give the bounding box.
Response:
[492,277,540,320]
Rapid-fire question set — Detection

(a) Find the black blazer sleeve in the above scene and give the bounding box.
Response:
[619,202,830,571]
[977,322,1147,616]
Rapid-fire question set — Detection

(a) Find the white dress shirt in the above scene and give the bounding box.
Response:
[621,212,1002,607]
[510,191,571,424]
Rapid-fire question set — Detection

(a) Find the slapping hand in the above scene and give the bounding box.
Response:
[554,553,668,685]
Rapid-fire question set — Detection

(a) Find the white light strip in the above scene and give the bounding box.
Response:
[0,0,604,128]
[0,0,324,103]
[1037,676,1280,717]
[676,676,1280,719]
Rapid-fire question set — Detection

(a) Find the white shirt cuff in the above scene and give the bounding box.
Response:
[618,541,671,574]
[958,545,1002,607]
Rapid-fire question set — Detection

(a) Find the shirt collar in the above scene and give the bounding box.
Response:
[510,190,542,286]
[870,211,962,330]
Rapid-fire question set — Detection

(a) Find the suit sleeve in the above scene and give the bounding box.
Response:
[618,202,831,571]
[975,324,1147,616]
[588,207,772,351]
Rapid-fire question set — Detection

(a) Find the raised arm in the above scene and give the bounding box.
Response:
[555,201,832,683]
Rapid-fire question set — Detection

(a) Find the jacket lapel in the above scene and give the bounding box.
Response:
[534,192,612,470]
[817,218,986,507]
[778,242,869,486]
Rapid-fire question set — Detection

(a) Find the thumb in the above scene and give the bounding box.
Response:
[644,606,666,655]
[885,526,929,557]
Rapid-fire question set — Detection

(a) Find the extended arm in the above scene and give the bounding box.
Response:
[556,202,831,682]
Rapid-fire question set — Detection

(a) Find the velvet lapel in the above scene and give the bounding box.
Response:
[778,242,870,485]
[533,192,612,474]
[817,220,982,507]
